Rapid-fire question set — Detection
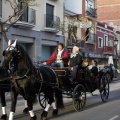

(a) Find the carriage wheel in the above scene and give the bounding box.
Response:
[100,75,109,102]
[73,84,86,112]
[38,92,48,109]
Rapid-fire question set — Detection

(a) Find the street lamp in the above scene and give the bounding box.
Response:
[114,38,118,68]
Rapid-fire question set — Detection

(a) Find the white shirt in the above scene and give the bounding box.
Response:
[56,49,64,63]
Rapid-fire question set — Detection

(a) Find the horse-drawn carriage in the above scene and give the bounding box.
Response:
[1,40,110,120]
[39,60,109,112]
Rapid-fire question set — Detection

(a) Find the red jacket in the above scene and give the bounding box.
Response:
[46,49,69,66]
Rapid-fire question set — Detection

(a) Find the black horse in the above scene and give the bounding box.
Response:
[2,40,64,120]
[0,67,10,120]
[0,66,29,120]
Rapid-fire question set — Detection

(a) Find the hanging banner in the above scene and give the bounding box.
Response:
[108,56,113,65]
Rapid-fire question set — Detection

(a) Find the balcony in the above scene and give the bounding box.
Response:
[86,33,96,44]
[67,39,85,48]
[103,46,114,55]
[86,6,97,18]
[43,14,60,33]
[14,8,36,28]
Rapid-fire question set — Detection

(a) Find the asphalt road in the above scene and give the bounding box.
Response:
[1,80,120,120]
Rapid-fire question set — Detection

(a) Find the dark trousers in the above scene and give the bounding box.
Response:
[71,65,78,81]
[51,62,64,68]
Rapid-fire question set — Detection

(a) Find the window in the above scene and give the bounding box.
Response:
[104,35,108,46]
[0,0,2,17]
[18,0,28,22]
[98,37,103,48]
[46,4,54,27]
[86,0,94,9]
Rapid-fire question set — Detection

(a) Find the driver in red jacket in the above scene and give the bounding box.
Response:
[43,43,69,68]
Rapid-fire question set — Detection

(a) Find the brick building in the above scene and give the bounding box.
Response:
[97,0,120,26]
[97,0,120,66]
[96,22,115,65]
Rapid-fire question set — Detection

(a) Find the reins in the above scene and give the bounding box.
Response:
[13,68,30,80]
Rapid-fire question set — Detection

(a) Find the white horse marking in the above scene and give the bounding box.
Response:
[2,107,6,115]
[29,110,35,117]
[45,104,50,111]
[52,102,56,109]
[9,112,14,120]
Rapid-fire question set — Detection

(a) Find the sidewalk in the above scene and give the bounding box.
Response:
[113,73,120,81]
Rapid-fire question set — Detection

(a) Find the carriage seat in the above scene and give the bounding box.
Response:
[52,67,71,77]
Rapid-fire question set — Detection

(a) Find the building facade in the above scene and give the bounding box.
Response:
[0,0,64,62]
[97,0,120,26]
[64,0,97,57]
[96,22,115,65]
[82,0,97,58]
[97,0,120,66]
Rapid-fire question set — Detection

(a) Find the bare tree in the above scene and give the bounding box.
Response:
[0,0,37,44]
[52,15,95,46]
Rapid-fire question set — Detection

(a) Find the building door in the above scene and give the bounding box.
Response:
[46,3,54,27]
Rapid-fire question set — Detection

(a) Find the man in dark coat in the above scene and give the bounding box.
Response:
[68,46,82,82]
[43,43,69,68]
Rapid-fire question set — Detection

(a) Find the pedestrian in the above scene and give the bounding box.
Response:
[43,43,69,68]
[109,63,115,81]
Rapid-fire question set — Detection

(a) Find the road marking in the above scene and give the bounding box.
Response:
[109,115,119,120]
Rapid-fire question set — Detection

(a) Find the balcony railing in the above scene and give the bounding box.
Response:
[103,46,113,55]
[15,8,36,28]
[86,33,96,44]
[43,14,60,32]
[86,6,97,18]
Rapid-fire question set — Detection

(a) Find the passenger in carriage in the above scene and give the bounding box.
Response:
[43,43,69,68]
[88,60,99,83]
[68,46,82,82]
[91,60,99,77]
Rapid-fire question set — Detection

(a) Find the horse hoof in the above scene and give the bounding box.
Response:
[30,115,37,120]
[23,108,29,114]
[41,111,48,120]
[1,114,7,120]
[52,109,58,116]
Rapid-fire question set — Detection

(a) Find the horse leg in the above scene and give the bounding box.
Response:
[52,102,58,116]
[26,97,37,120]
[23,100,29,114]
[41,88,55,120]
[24,88,37,120]
[8,88,18,120]
[0,91,7,120]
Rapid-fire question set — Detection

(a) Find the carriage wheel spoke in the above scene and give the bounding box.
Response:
[73,84,86,111]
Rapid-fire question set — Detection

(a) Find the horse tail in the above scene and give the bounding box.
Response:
[55,88,64,109]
